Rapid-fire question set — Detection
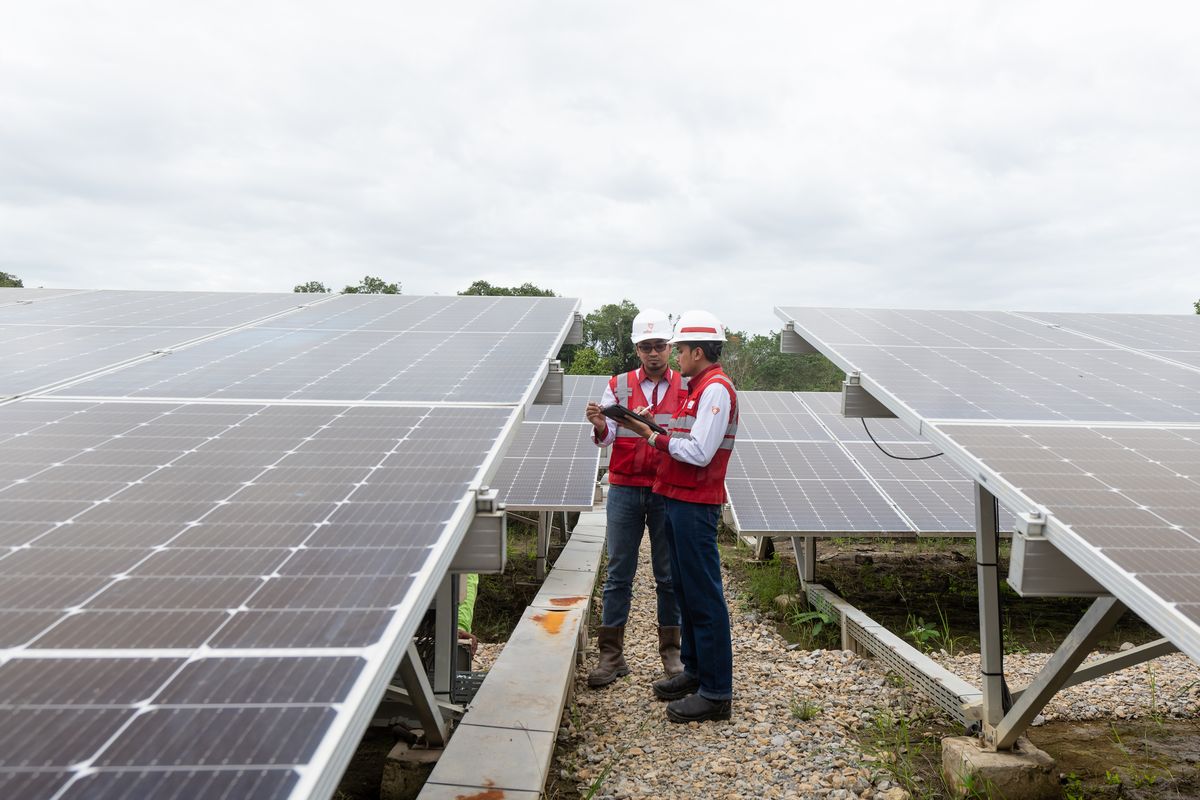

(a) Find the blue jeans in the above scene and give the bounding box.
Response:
[663,496,733,701]
[602,484,680,628]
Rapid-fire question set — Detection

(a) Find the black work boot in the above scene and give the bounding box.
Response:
[657,626,684,677]
[666,693,732,724]
[587,625,629,688]
[652,670,700,700]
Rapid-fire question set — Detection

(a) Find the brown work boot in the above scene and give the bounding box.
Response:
[658,626,684,677]
[587,625,630,688]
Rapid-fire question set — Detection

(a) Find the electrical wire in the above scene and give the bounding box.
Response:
[861,418,944,460]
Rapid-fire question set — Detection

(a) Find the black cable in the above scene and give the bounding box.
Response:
[861,418,944,460]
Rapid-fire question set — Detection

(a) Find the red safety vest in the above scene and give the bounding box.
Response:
[653,364,738,505]
[606,368,685,487]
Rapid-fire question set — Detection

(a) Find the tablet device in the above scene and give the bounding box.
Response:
[601,403,668,435]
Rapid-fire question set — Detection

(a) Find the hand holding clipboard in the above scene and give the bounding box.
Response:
[601,403,668,435]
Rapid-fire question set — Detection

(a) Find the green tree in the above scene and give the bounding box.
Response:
[566,346,615,376]
[721,330,844,391]
[1194,298,1199,314]
[0,271,23,288]
[343,276,401,294]
[583,300,641,374]
[293,281,329,293]
[458,280,556,297]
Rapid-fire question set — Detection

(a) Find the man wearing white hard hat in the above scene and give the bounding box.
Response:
[583,308,686,688]
[615,309,738,723]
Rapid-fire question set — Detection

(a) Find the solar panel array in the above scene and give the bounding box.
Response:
[491,376,608,510]
[727,391,1011,536]
[776,306,1200,666]
[2,290,320,397]
[0,289,579,799]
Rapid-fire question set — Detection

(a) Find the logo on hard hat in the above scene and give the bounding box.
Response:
[646,322,654,332]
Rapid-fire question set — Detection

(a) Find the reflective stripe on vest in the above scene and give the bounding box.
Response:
[652,366,737,505]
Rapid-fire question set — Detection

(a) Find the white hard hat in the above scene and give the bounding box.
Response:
[630,308,672,344]
[669,309,726,343]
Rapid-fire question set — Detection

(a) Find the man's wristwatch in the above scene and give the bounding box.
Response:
[648,431,658,446]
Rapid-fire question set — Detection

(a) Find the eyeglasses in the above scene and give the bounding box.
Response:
[637,342,669,353]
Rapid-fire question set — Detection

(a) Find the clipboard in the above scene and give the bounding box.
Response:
[601,403,668,435]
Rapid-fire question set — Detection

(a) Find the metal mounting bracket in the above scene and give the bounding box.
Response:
[842,373,897,419]
[449,487,507,573]
[564,312,585,345]
[533,360,564,405]
[779,322,819,354]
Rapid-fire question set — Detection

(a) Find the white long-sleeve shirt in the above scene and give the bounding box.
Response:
[592,369,677,447]
[663,380,732,467]
[592,369,731,468]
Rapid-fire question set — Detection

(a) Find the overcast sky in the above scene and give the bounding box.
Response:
[2,2,1197,333]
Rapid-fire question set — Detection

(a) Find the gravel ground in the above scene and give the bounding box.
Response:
[536,536,1200,799]
[554,537,916,800]
[931,650,1200,723]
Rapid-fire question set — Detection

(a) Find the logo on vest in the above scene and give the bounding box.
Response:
[712,405,720,414]
[687,400,695,409]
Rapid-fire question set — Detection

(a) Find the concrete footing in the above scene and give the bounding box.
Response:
[942,736,1058,799]
[381,742,441,800]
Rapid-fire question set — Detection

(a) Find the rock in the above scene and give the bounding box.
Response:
[774,593,801,610]
[1119,641,1134,651]
[880,788,910,800]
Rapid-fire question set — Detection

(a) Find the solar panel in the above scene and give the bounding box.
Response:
[492,377,607,509]
[777,305,1200,666]
[727,393,911,536]
[934,423,1200,632]
[0,288,89,307]
[51,296,578,405]
[1018,311,1200,356]
[777,308,1200,424]
[727,391,1015,536]
[523,374,609,422]
[1,291,322,397]
[0,291,580,798]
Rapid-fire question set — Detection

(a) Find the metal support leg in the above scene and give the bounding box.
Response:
[796,536,816,586]
[754,535,775,561]
[974,483,1005,731]
[433,574,455,697]
[396,642,448,747]
[536,511,549,580]
[991,596,1126,749]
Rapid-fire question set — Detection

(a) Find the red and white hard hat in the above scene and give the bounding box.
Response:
[630,308,672,344]
[669,310,726,343]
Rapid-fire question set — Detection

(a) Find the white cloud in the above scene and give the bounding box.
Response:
[2,1,1198,333]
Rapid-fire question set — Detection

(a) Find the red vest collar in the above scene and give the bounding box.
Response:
[686,363,722,393]
[635,366,674,385]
